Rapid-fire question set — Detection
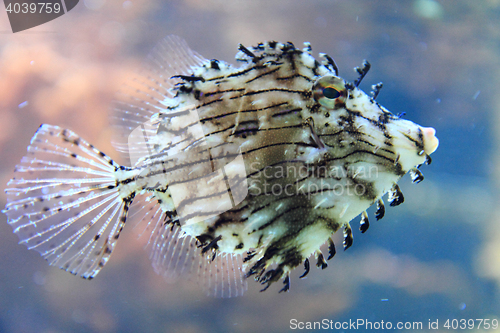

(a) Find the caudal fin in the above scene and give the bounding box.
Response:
[3,125,133,279]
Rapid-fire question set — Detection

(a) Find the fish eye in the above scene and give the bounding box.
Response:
[313,75,346,108]
[322,87,341,99]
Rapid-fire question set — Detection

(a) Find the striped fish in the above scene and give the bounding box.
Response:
[3,36,438,296]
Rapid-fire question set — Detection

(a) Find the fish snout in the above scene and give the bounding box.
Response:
[420,126,439,155]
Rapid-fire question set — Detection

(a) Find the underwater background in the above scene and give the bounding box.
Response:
[0,0,499,332]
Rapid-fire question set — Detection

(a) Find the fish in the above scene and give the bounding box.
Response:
[3,36,439,296]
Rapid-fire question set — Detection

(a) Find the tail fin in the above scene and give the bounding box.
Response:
[3,125,133,279]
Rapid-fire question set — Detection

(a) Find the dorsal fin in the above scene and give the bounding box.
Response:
[111,35,208,166]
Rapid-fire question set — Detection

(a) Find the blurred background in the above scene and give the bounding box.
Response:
[1,0,499,332]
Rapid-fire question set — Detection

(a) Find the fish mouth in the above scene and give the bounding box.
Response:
[420,126,439,155]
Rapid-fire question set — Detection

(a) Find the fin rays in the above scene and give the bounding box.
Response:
[3,125,129,279]
[137,202,248,298]
[112,35,208,165]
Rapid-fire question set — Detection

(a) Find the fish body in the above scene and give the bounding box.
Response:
[3,36,438,295]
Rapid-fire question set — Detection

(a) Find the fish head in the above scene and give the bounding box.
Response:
[311,74,439,174]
